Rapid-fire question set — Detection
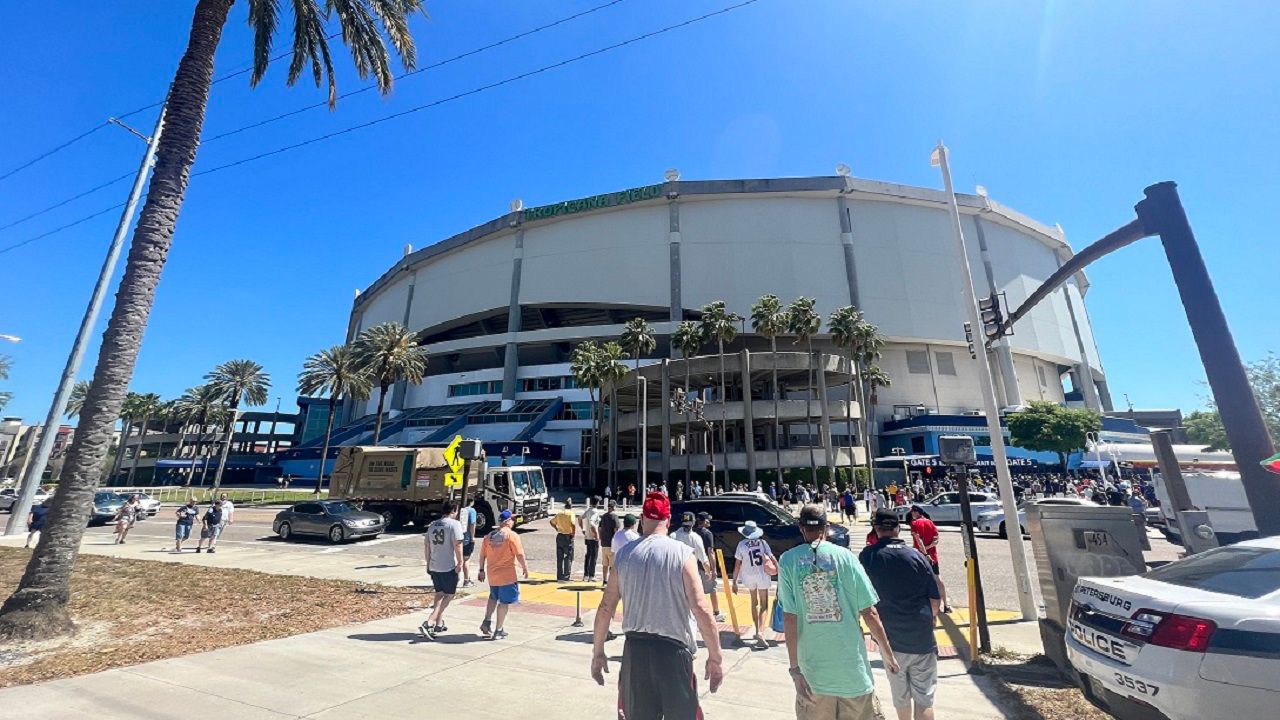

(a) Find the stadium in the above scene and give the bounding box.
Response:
[280,173,1120,486]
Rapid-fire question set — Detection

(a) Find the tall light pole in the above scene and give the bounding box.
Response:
[5,108,166,536]
[932,141,1039,620]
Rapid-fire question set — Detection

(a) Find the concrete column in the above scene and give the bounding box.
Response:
[816,354,835,483]
[740,349,757,488]
[502,225,526,409]
[340,311,363,425]
[972,216,1021,407]
[836,195,860,307]
[1061,280,1102,411]
[660,360,672,486]
[668,199,682,322]
[390,271,417,411]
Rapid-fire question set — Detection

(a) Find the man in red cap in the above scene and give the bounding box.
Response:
[592,491,724,719]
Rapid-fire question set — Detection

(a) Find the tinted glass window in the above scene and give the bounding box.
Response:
[295,503,322,514]
[703,502,746,523]
[324,501,356,514]
[1143,546,1280,599]
[512,471,530,496]
[741,504,777,525]
[492,472,509,494]
[529,469,546,493]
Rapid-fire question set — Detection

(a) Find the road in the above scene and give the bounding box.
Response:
[86,502,1182,612]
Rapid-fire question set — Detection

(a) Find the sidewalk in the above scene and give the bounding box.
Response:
[0,598,1016,720]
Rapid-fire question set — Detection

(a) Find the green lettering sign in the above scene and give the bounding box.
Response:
[523,183,664,222]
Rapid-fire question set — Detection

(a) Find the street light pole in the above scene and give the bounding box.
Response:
[933,142,1039,620]
[639,376,648,497]
[5,107,166,536]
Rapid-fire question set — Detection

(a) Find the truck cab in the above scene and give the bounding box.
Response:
[474,465,550,533]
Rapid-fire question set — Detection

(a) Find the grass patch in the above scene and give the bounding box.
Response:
[984,654,1111,720]
[118,488,328,506]
[0,546,428,688]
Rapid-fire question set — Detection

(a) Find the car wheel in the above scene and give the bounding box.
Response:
[329,525,345,543]
[998,521,1008,539]
[278,522,292,541]
[378,508,402,531]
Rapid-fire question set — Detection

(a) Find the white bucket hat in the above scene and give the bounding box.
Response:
[738,520,764,540]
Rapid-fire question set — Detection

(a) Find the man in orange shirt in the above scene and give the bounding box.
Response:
[478,510,530,640]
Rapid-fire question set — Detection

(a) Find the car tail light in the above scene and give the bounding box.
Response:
[1122,608,1216,652]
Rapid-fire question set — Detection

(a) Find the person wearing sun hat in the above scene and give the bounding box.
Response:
[591,491,724,718]
[732,519,776,649]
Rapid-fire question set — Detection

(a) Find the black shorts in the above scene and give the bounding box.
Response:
[462,540,475,558]
[929,560,940,576]
[429,570,459,595]
[619,633,701,720]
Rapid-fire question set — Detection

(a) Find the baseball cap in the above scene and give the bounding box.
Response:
[499,510,513,522]
[873,510,900,528]
[798,505,827,527]
[696,511,712,521]
[641,491,671,521]
[680,511,695,526]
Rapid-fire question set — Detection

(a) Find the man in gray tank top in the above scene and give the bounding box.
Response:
[591,492,724,719]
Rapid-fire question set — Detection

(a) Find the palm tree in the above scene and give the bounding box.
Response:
[829,307,862,490]
[751,294,788,489]
[1,0,428,641]
[65,381,92,419]
[862,365,892,489]
[598,342,630,495]
[352,322,428,445]
[298,345,372,494]
[206,360,270,491]
[175,384,224,486]
[107,392,144,483]
[0,355,10,412]
[853,317,886,484]
[571,341,605,489]
[698,301,742,492]
[671,321,705,496]
[787,297,821,486]
[126,393,162,484]
[620,318,656,490]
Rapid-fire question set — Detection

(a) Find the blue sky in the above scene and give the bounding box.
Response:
[1,0,1276,422]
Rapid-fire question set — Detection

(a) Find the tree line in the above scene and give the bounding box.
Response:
[570,296,889,495]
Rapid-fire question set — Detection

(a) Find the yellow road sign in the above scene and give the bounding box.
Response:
[444,472,463,488]
[443,435,466,488]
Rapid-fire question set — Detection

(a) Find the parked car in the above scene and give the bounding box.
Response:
[671,495,850,571]
[273,499,386,543]
[89,491,126,526]
[976,497,1099,537]
[1143,505,1164,528]
[0,487,51,511]
[894,491,1002,524]
[132,492,162,517]
[1067,536,1280,720]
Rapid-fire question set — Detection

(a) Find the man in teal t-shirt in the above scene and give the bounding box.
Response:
[779,505,899,720]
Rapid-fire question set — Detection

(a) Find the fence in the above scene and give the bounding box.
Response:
[112,487,321,506]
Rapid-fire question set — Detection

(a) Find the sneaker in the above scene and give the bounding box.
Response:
[434,624,448,634]
[195,547,202,553]
[714,612,726,622]
[418,622,436,640]
[606,631,618,641]
[207,548,215,553]
[943,606,953,614]
[462,580,475,588]
[493,629,509,641]
[479,621,493,638]
[754,637,769,650]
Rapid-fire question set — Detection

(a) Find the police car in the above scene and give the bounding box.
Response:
[1066,537,1280,720]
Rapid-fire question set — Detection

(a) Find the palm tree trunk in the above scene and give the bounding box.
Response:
[634,357,642,495]
[108,418,132,482]
[845,349,857,490]
[588,386,600,492]
[806,338,817,487]
[185,415,205,487]
[0,0,236,641]
[771,336,782,486]
[315,395,337,494]
[127,410,152,484]
[372,384,389,445]
[211,402,240,491]
[718,339,729,492]
[683,361,692,497]
[857,371,873,490]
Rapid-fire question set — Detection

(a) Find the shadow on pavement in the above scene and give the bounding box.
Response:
[348,632,420,643]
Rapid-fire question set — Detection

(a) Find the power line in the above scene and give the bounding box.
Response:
[0,1,626,229]
[0,0,760,258]
[0,32,343,186]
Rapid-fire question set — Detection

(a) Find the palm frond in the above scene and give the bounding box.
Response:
[248,0,281,86]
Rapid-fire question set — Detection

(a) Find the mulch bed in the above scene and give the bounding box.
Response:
[0,547,431,688]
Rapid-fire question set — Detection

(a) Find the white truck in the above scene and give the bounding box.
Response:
[1153,470,1257,546]
[474,465,551,534]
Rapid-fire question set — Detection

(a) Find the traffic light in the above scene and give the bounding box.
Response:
[978,294,1004,339]
[963,321,977,359]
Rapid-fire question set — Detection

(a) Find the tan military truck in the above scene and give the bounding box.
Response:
[329,446,484,530]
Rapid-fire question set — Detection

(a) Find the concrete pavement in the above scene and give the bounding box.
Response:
[0,597,1015,720]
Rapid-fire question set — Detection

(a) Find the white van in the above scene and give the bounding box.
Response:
[1153,470,1257,546]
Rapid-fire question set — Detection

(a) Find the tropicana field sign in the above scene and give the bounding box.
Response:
[522,183,664,221]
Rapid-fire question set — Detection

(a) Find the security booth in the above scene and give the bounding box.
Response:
[1027,503,1148,675]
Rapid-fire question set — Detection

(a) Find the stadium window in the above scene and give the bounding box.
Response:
[906,350,930,374]
[934,352,957,376]
[1036,365,1048,387]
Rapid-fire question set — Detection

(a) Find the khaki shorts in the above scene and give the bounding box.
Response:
[601,547,615,570]
[886,651,936,710]
[795,692,875,720]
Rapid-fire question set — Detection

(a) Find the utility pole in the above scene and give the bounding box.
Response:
[5,108,166,536]
[932,142,1039,620]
